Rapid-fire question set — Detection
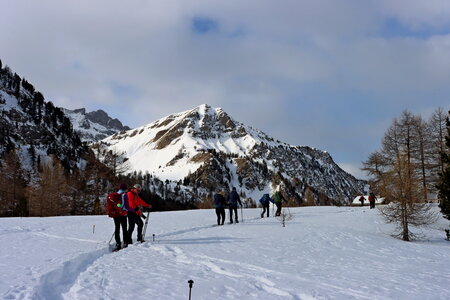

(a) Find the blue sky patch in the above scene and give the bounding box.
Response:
[192,16,218,34]
[381,17,450,39]
[108,81,141,99]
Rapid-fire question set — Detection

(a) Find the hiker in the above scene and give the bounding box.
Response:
[126,184,151,243]
[213,189,227,225]
[272,187,287,217]
[226,187,242,223]
[359,195,365,206]
[106,183,130,251]
[368,192,376,209]
[259,194,273,218]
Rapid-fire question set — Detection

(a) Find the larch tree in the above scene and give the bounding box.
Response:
[363,111,437,241]
[0,149,27,216]
[29,155,68,217]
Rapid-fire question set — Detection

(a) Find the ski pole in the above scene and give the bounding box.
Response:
[142,210,150,240]
[188,279,194,300]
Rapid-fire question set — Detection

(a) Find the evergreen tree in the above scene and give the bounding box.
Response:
[437,111,450,220]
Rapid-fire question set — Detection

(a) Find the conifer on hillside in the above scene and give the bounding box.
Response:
[437,111,450,221]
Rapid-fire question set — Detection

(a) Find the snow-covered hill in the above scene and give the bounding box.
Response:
[1,206,449,299]
[100,104,366,204]
[63,108,130,142]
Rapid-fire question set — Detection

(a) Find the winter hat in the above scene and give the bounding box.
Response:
[133,184,142,190]
[119,183,127,190]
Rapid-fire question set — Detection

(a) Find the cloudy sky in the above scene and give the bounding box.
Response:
[1,0,450,179]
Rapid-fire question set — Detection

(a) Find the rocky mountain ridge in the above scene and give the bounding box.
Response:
[63,108,130,142]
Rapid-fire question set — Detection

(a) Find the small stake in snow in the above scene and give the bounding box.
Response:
[93,225,95,234]
[188,279,194,300]
[153,234,155,242]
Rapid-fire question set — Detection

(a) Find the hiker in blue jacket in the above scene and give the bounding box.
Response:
[226,187,242,224]
[259,194,273,218]
[213,189,227,226]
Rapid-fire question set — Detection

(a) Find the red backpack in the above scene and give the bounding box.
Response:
[105,192,127,218]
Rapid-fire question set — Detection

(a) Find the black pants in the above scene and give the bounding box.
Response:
[369,201,375,209]
[113,216,129,245]
[261,205,269,217]
[215,208,225,225]
[275,202,282,216]
[229,207,238,223]
[128,212,144,242]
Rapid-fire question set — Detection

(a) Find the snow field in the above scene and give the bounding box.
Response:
[1,206,449,299]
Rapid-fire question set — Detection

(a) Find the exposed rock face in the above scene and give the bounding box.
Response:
[63,108,130,142]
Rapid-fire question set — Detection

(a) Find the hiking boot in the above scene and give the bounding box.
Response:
[235,219,239,223]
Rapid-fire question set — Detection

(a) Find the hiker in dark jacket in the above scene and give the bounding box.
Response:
[272,188,287,217]
[368,192,377,209]
[259,194,273,218]
[226,187,242,223]
[359,195,365,206]
[213,189,227,225]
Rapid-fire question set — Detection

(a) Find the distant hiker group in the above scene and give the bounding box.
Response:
[105,183,151,251]
[213,186,289,225]
[213,187,243,225]
[358,192,377,209]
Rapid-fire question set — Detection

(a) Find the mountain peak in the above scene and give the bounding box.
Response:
[101,105,365,204]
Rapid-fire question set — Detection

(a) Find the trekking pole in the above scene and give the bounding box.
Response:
[142,210,150,241]
[108,232,114,244]
[188,279,194,300]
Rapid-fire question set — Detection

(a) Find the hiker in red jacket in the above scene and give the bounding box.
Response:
[126,184,151,243]
[106,183,130,251]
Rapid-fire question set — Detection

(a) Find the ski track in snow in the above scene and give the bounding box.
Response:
[32,248,109,300]
[3,231,111,300]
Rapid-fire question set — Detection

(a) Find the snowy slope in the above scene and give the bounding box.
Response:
[1,206,449,300]
[0,69,86,171]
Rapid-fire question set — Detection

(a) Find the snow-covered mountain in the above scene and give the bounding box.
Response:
[100,104,366,204]
[63,108,130,142]
[0,61,86,171]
